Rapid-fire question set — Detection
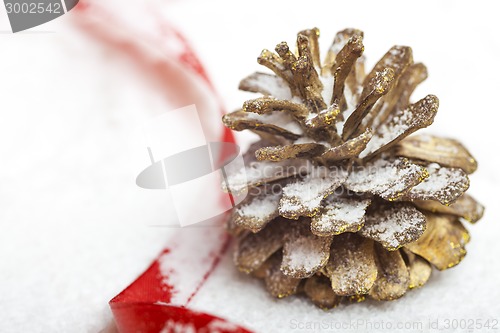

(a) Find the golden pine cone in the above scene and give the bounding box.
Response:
[222,28,484,308]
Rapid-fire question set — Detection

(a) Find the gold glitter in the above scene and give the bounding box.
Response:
[224,27,483,309]
[394,135,478,174]
[324,233,378,296]
[369,245,410,300]
[405,212,470,270]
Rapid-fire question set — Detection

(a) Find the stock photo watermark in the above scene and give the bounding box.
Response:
[3,0,78,32]
[289,317,499,332]
[136,105,247,227]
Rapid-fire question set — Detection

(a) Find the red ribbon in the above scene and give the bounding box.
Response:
[73,3,251,332]
[110,242,251,333]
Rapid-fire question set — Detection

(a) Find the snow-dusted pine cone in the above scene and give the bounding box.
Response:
[222,28,484,308]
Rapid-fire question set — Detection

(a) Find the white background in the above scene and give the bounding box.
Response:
[0,1,499,332]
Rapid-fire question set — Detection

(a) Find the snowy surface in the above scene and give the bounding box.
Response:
[1,0,500,332]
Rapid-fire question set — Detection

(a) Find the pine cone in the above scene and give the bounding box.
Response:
[222,28,484,308]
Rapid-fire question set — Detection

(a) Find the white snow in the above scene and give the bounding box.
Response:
[360,204,426,249]
[360,108,412,158]
[243,73,293,100]
[319,74,334,106]
[224,159,309,194]
[313,197,371,234]
[279,166,348,216]
[412,163,461,192]
[345,158,426,200]
[281,234,328,276]
[406,163,470,204]
[236,193,280,220]
[293,136,316,144]
[245,111,303,135]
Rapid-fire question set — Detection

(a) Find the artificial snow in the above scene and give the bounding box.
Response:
[245,111,304,135]
[360,108,412,158]
[406,163,470,204]
[236,194,280,221]
[279,166,348,216]
[313,197,371,234]
[281,233,329,277]
[345,158,426,200]
[361,204,426,250]
[242,73,293,100]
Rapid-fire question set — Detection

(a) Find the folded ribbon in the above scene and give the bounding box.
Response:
[73,2,251,332]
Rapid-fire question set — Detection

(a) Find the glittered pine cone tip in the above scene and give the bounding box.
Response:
[222,28,484,308]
